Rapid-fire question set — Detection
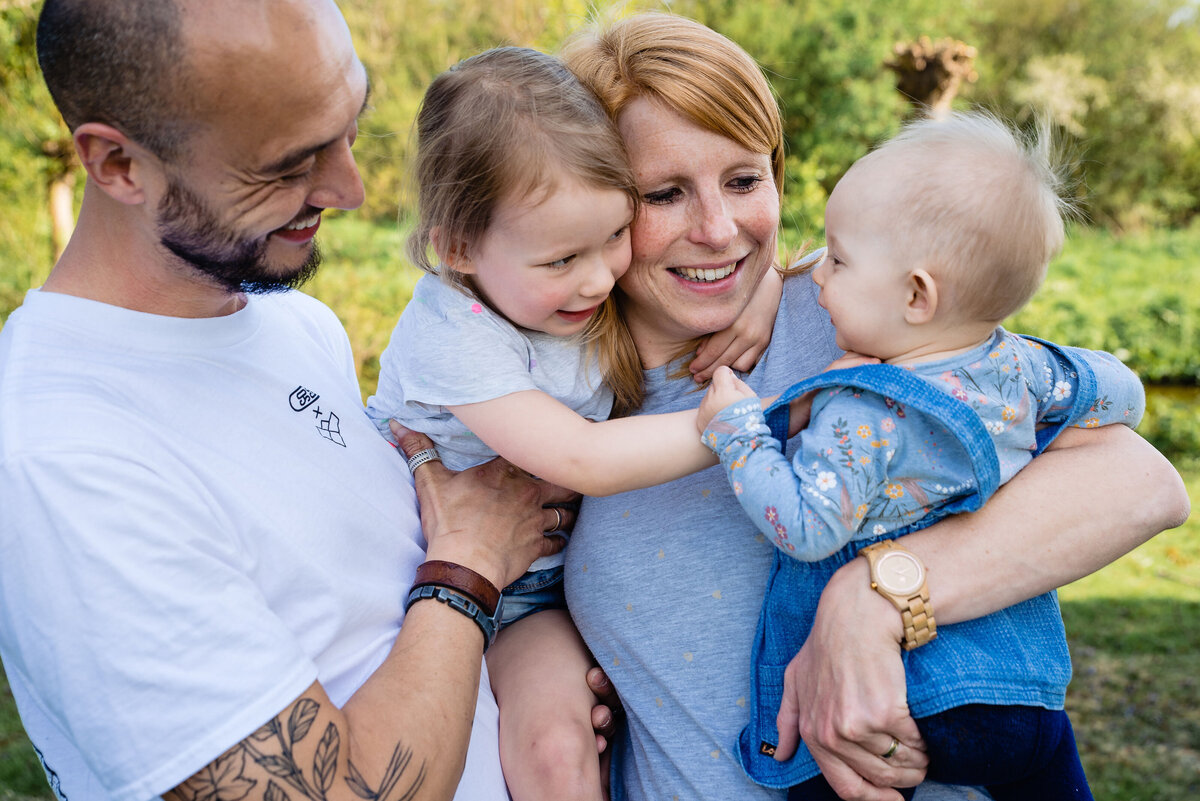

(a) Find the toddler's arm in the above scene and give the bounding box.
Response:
[448,392,716,497]
[696,364,759,431]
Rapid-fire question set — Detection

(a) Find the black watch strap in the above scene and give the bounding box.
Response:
[406,584,500,651]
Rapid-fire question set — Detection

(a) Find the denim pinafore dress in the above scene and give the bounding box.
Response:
[738,340,1098,788]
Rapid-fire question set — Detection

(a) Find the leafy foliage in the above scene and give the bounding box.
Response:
[1006,225,1200,386]
[5,0,1200,255]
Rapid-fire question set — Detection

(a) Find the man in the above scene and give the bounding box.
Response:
[0,1,595,799]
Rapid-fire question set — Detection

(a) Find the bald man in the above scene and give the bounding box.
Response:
[0,2,594,799]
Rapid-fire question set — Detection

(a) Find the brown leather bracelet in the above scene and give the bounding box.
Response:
[412,560,501,616]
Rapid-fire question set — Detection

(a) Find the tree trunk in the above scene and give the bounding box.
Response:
[885,37,978,119]
[49,171,76,262]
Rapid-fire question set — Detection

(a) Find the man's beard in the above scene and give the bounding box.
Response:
[156,178,322,295]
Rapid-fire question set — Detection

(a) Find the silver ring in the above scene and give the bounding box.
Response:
[881,737,899,760]
[406,448,441,474]
[548,507,564,532]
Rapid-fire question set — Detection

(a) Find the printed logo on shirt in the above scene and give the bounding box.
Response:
[289,386,320,411]
[288,385,346,447]
[316,410,346,447]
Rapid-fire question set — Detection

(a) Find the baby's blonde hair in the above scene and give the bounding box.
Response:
[859,111,1073,323]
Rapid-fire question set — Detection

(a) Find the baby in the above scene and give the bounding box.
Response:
[698,112,1144,801]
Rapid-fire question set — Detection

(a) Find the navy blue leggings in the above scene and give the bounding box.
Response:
[787,705,1093,801]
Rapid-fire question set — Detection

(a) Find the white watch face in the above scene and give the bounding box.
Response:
[876,551,924,595]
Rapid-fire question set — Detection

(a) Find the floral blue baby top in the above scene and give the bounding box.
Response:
[704,328,1144,561]
[701,328,1144,788]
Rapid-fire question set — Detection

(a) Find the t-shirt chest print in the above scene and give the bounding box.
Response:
[289,385,346,447]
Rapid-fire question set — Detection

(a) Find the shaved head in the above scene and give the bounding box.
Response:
[37,0,193,159]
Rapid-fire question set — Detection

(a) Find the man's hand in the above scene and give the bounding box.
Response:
[697,365,758,434]
[392,424,578,589]
[776,561,927,801]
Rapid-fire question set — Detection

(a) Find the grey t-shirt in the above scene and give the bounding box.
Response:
[565,273,991,801]
[367,274,613,572]
[367,274,614,470]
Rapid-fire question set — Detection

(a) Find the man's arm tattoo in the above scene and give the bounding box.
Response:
[168,698,426,801]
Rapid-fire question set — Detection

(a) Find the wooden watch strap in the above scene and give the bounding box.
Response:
[900,594,937,651]
[413,560,501,615]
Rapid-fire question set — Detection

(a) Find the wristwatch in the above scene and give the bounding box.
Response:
[406,584,502,651]
[858,541,937,651]
[406,560,504,651]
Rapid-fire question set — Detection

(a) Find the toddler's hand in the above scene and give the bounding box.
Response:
[697,365,758,434]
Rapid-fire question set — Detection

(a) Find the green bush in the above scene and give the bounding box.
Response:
[1007,226,1200,385]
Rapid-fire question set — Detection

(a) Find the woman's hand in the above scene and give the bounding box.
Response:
[697,365,757,433]
[689,268,783,383]
[588,667,623,800]
[392,423,577,589]
[776,560,927,801]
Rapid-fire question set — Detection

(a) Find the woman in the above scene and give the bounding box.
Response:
[560,13,1188,801]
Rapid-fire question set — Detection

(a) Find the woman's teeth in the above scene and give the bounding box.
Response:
[285,213,320,231]
[674,263,736,282]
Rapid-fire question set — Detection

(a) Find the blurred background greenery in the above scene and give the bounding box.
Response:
[1,0,1196,799]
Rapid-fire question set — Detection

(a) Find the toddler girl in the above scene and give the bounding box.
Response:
[367,47,775,801]
[697,112,1145,800]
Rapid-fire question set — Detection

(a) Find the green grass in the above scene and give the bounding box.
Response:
[0,669,47,801]
[1058,459,1200,800]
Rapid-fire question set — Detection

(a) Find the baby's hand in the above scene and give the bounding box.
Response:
[697,365,758,434]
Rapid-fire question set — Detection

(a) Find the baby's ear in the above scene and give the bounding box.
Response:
[431,227,474,274]
[904,268,938,325]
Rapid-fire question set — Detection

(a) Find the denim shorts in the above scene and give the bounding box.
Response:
[499,565,565,627]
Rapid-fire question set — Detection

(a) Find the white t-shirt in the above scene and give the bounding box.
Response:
[0,289,505,801]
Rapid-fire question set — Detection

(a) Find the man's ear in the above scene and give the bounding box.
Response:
[431,227,474,274]
[904,268,939,324]
[73,122,155,206]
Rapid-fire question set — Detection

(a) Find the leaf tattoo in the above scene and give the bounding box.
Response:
[313,724,340,798]
[344,743,425,801]
[172,749,257,801]
[289,699,320,744]
[264,781,290,801]
[168,698,427,801]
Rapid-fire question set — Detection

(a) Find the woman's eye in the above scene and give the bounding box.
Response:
[643,187,681,205]
[729,175,763,193]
